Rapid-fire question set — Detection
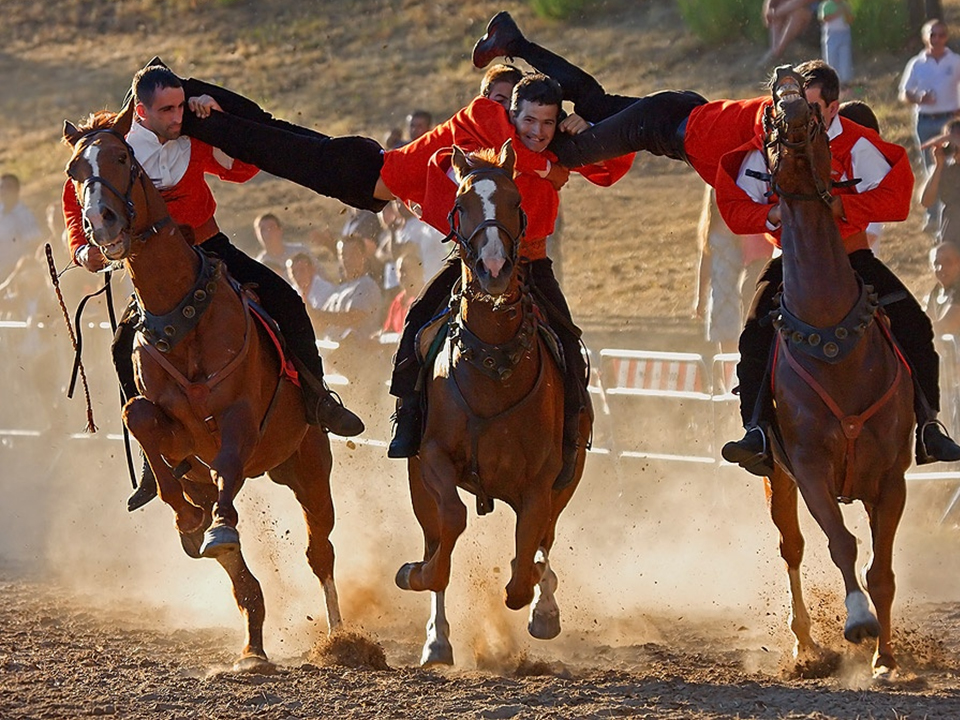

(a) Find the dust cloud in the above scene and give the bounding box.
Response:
[2,294,960,675]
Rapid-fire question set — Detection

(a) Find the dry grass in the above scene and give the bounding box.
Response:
[4,0,959,331]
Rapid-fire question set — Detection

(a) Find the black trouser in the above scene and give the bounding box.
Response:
[112,233,325,397]
[180,78,387,213]
[389,257,587,420]
[737,250,940,426]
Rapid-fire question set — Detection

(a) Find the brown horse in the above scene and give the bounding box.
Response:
[762,71,913,678]
[395,141,590,666]
[63,105,342,671]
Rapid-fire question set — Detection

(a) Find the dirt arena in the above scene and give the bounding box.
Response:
[5,0,960,718]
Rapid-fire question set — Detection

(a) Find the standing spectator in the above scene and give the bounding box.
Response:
[925,241,960,336]
[899,19,960,233]
[382,248,424,335]
[406,110,433,143]
[314,235,382,345]
[0,174,42,280]
[818,0,854,94]
[919,118,960,246]
[760,0,817,67]
[254,212,303,277]
[286,251,336,316]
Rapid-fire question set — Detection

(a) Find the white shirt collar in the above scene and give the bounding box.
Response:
[127,120,192,189]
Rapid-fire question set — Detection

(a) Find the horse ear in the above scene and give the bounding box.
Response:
[62,120,82,146]
[112,96,135,137]
[498,139,516,174]
[451,145,470,182]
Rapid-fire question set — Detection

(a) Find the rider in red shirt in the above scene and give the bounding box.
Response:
[471,13,960,470]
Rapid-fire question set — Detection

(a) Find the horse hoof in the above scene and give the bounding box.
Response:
[179,528,206,559]
[528,609,561,640]
[233,654,275,674]
[420,640,454,667]
[395,563,417,591]
[843,616,881,644]
[873,664,898,682]
[200,524,240,558]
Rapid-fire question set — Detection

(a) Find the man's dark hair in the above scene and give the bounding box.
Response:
[838,100,880,133]
[133,65,182,107]
[481,64,524,98]
[256,212,282,228]
[510,73,563,115]
[288,251,315,267]
[0,173,19,190]
[795,59,840,106]
[945,118,960,136]
[408,109,432,126]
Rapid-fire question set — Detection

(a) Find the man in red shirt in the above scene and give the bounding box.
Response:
[472,14,960,470]
[181,71,634,485]
[64,65,364,511]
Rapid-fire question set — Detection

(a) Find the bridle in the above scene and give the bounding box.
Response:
[759,100,836,208]
[69,128,171,246]
[444,166,527,273]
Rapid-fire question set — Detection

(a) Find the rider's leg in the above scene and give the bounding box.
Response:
[721,257,782,476]
[548,90,708,170]
[849,249,960,463]
[111,300,158,511]
[387,256,463,458]
[528,259,587,490]
[200,235,364,437]
[185,110,388,214]
[472,12,638,122]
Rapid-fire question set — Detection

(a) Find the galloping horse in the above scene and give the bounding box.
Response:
[63,104,342,670]
[395,141,590,666]
[762,71,913,678]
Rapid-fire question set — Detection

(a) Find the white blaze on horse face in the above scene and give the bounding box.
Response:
[78,145,108,231]
[473,177,507,279]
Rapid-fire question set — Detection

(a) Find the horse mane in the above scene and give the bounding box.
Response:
[62,110,119,145]
[464,147,502,169]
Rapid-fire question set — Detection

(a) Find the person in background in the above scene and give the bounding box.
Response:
[818,0,854,95]
[254,211,303,277]
[382,248,424,336]
[920,118,960,247]
[925,241,960,338]
[0,174,43,282]
[760,0,817,67]
[406,110,433,144]
[899,19,960,234]
[287,251,336,318]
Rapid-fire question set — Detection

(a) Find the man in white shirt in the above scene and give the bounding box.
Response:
[0,174,42,282]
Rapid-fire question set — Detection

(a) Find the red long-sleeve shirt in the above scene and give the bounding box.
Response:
[379,96,636,260]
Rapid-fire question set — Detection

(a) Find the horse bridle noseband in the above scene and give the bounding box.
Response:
[445,166,528,271]
[70,128,171,245]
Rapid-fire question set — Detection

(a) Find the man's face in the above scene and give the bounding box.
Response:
[136,85,185,142]
[0,178,17,210]
[289,258,313,290]
[486,81,515,111]
[409,116,430,141]
[255,217,283,251]
[805,86,839,126]
[925,23,949,52]
[338,240,366,279]
[510,100,558,153]
[934,245,960,288]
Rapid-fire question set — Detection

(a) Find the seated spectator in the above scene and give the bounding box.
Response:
[383,127,404,149]
[313,235,383,345]
[286,251,336,315]
[926,241,960,337]
[0,173,42,282]
[384,200,448,281]
[382,248,425,335]
[254,212,303,277]
[920,118,960,247]
[760,0,817,66]
[341,208,387,291]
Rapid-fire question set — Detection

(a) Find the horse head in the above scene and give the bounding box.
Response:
[763,67,833,208]
[448,140,527,297]
[62,99,148,261]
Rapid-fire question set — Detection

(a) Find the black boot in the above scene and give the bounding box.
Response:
[553,416,581,491]
[304,384,365,437]
[387,396,422,459]
[916,420,960,465]
[472,11,526,68]
[127,455,158,512]
[721,426,774,477]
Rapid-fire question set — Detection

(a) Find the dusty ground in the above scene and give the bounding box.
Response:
[5,1,960,718]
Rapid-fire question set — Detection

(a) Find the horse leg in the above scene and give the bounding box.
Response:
[214,545,272,672]
[864,477,907,678]
[268,427,342,634]
[795,469,880,644]
[419,590,454,667]
[528,547,560,640]
[124,398,203,534]
[766,468,820,661]
[505,487,552,611]
[201,404,259,558]
[396,450,466,593]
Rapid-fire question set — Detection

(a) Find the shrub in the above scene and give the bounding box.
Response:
[850,0,910,52]
[528,0,588,20]
[677,0,764,45]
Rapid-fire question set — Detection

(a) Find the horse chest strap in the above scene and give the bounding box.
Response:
[139,249,223,352]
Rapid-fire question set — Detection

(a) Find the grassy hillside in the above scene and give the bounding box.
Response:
[4,0,959,329]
